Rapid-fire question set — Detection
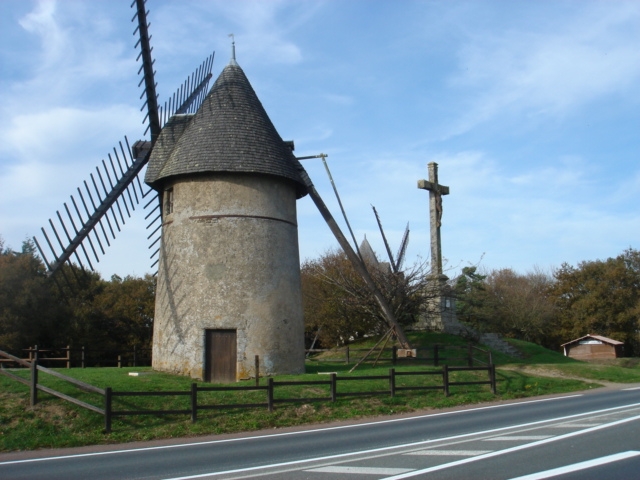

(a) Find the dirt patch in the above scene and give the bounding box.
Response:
[499,365,619,387]
[294,404,315,417]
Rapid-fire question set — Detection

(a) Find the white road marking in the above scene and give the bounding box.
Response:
[406,450,492,456]
[306,466,414,475]
[0,395,585,466]
[549,423,601,428]
[508,450,640,480]
[623,387,640,391]
[380,414,640,479]
[484,435,552,441]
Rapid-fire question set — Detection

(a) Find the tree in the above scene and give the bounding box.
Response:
[0,239,68,353]
[302,248,434,347]
[454,266,556,345]
[454,266,491,331]
[0,235,156,358]
[484,268,556,344]
[550,250,640,354]
[93,274,155,351]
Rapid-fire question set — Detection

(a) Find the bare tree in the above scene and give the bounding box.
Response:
[302,248,440,347]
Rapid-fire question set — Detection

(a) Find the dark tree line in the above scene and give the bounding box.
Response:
[3,232,639,359]
[455,248,640,355]
[303,244,640,356]
[0,236,155,359]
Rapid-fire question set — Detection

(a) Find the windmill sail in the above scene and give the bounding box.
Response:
[396,223,410,271]
[33,0,215,277]
[372,205,397,272]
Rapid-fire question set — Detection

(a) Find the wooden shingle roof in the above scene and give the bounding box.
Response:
[145,62,307,198]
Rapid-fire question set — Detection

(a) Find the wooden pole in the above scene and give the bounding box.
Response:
[191,383,198,423]
[255,355,260,386]
[389,368,396,398]
[105,387,112,433]
[30,347,39,407]
[330,373,337,402]
[443,364,449,397]
[267,378,274,412]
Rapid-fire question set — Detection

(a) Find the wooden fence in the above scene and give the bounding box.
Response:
[0,345,152,369]
[307,343,493,367]
[1,348,496,433]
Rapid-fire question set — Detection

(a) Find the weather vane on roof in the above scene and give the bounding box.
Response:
[228,33,236,63]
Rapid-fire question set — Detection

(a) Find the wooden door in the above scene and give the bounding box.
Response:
[205,329,237,383]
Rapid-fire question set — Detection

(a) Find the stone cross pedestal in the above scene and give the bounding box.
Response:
[415,162,456,331]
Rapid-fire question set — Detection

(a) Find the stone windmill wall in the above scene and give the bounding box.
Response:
[145,58,307,382]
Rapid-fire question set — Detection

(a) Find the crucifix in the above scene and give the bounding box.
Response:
[417,162,449,276]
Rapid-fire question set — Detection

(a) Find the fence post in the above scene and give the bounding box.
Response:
[255,355,260,387]
[30,348,39,407]
[191,383,198,423]
[345,345,350,364]
[434,345,439,367]
[389,368,396,398]
[66,345,71,369]
[490,364,497,394]
[488,351,493,366]
[392,346,397,366]
[443,365,449,397]
[468,343,473,367]
[117,355,122,368]
[81,346,86,369]
[105,387,112,433]
[267,378,274,412]
[133,345,137,367]
[330,373,337,402]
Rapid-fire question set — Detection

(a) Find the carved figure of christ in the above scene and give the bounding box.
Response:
[417,162,449,276]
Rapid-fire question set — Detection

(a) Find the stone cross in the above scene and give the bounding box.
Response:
[417,162,449,276]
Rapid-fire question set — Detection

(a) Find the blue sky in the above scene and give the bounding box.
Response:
[1,0,638,279]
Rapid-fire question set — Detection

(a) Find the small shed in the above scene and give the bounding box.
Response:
[561,334,624,360]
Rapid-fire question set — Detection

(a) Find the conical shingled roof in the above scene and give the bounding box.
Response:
[144,62,307,198]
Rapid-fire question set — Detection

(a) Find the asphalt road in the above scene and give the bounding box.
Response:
[1,385,639,479]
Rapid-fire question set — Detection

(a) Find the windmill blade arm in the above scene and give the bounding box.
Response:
[41,139,152,276]
[296,162,411,350]
[132,0,161,142]
[396,223,410,271]
[372,205,397,272]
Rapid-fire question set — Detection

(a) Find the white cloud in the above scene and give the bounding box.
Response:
[1,106,142,166]
[447,2,640,135]
[18,0,67,69]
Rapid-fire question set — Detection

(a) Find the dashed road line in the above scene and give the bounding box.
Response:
[405,450,492,456]
[305,466,414,475]
[483,435,552,441]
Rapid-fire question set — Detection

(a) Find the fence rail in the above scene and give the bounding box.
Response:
[0,345,153,369]
[1,349,496,433]
[306,343,493,368]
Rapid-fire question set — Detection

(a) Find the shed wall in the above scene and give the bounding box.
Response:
[566,343,618,360]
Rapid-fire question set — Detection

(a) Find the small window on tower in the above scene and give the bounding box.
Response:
[164,187,174,215]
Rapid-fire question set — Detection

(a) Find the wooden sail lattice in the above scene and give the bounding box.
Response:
[33,0,215,279]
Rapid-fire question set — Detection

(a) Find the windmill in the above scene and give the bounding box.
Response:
[31,1,413,381]
[32,0,215,286]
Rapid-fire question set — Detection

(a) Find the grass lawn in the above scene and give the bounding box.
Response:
[1,333,637,452]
